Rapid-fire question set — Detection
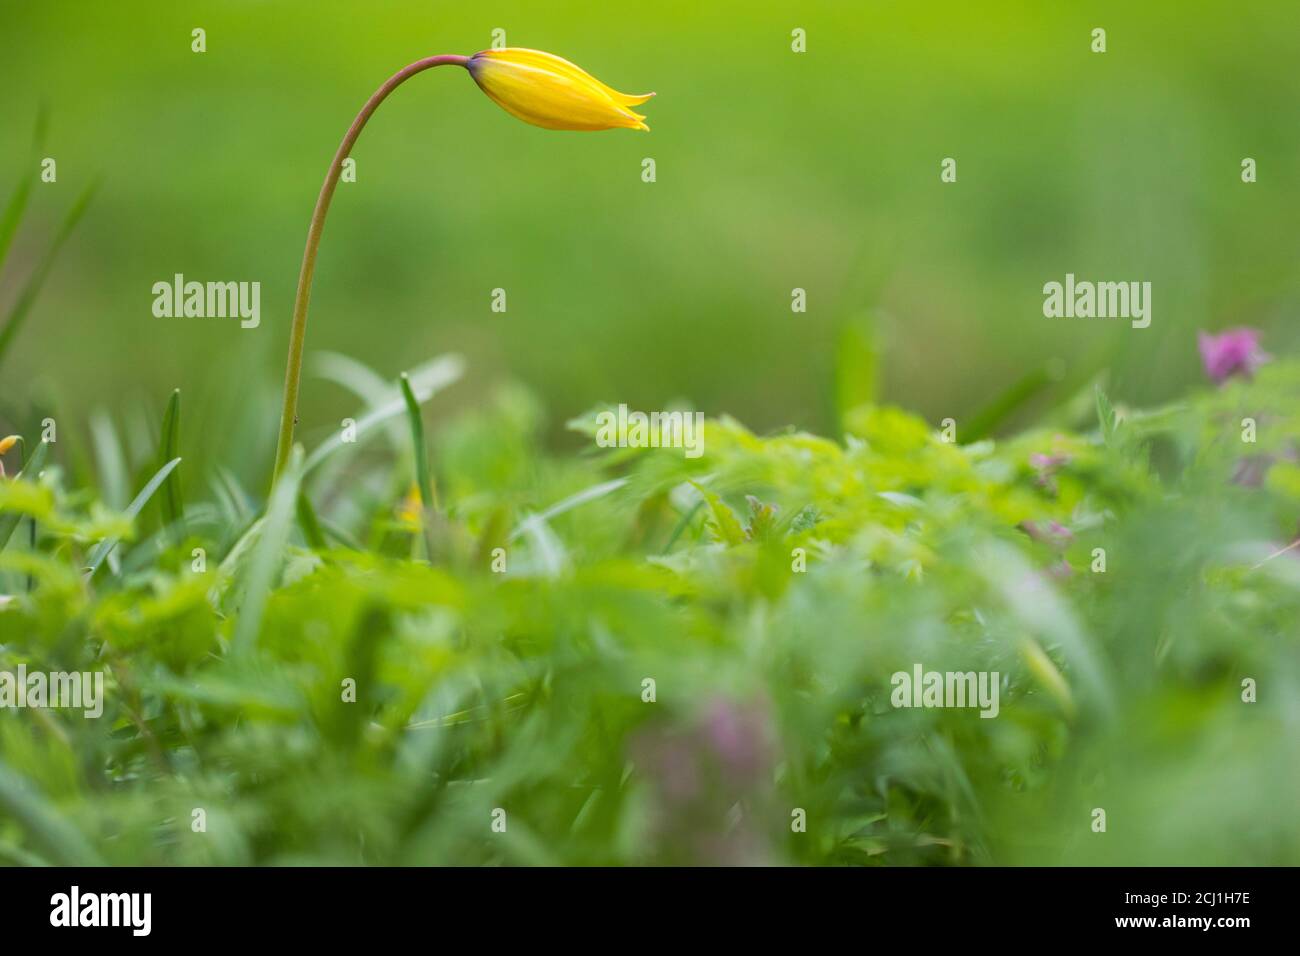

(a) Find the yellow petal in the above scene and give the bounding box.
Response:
[480,48,655,106]
[468,48,652,132]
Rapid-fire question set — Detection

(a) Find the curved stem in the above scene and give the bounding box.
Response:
[271,54,470,489]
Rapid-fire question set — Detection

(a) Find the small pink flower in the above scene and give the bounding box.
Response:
[1045,557,1074,580]
[701,697,774,782]
[1019,519,1073,550]
[1029,451,1071,493]
[628,695,779,864]
[1030,452,1070,473]
[1198,328,1269,385]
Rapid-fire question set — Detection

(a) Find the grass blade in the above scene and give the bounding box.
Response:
[399,372,436,512]
[305,353,464,504]
[85,456,181,576]
[304,395,415,474]
[963,362,1063,442]
[319,518,364,552]
[0,178,35,278]
[158,388,184,541]
[232,447,302,656]
[0,761,103,866]
[304,358,458,477]
[400,372,439,561]
[213,466,254,525]
[312,350,463,411]
[0,178,98,369]
[0,106,48,271]
[296,490,327,550]
[507,478,628,544]
[89,410,128,509]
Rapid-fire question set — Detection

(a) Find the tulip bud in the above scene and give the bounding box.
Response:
[467,48,653,131]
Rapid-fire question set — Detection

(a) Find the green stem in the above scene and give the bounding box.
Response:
[271,54,469,490]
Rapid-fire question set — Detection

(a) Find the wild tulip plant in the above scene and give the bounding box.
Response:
[272,49,654,488]
[1,43,1299,872]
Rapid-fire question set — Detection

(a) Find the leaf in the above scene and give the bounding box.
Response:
[964,361,1063,441]
[400,372,437,512]
[0,178,98,369]
[980,541,1115,719]
[89,410,128,509]
[85,456,182,576]
[0,761,103,866]
[211,466,254,526]
[312,351,463,414]
[515,513,567,578]
[660,499,704,554]
[400,371,440,562]
[690,482,747,546]
[0,106,48,272]
[474,506,509,565]
[507,478,628,543]
[744,495,779,541]
[1019,636,1076,718]
[231,447,302,656]
[296,490,327,551]
[1095,385,1118,446]
[319,517,364,551]
[303,372,447,476]
[158,388,184,542]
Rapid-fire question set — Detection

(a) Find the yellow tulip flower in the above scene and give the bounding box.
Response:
[467,48,654,131]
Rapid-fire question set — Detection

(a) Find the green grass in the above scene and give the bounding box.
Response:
[1,344,1298,865]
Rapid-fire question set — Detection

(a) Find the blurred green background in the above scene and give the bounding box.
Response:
[3,0,1298,470]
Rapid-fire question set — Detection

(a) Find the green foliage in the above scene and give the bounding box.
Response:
[2,359,1299,866]
[158,390,184,543]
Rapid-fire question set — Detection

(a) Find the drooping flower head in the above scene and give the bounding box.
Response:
[1198,328,1269,385]
[467,48,653,131]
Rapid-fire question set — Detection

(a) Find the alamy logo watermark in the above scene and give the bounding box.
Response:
[1042,273,1150,328]
[152,273,261,328]
[0,665,104,718]
[890,664,1000,718]
[595,404,705,459]
[50,886,151,936]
